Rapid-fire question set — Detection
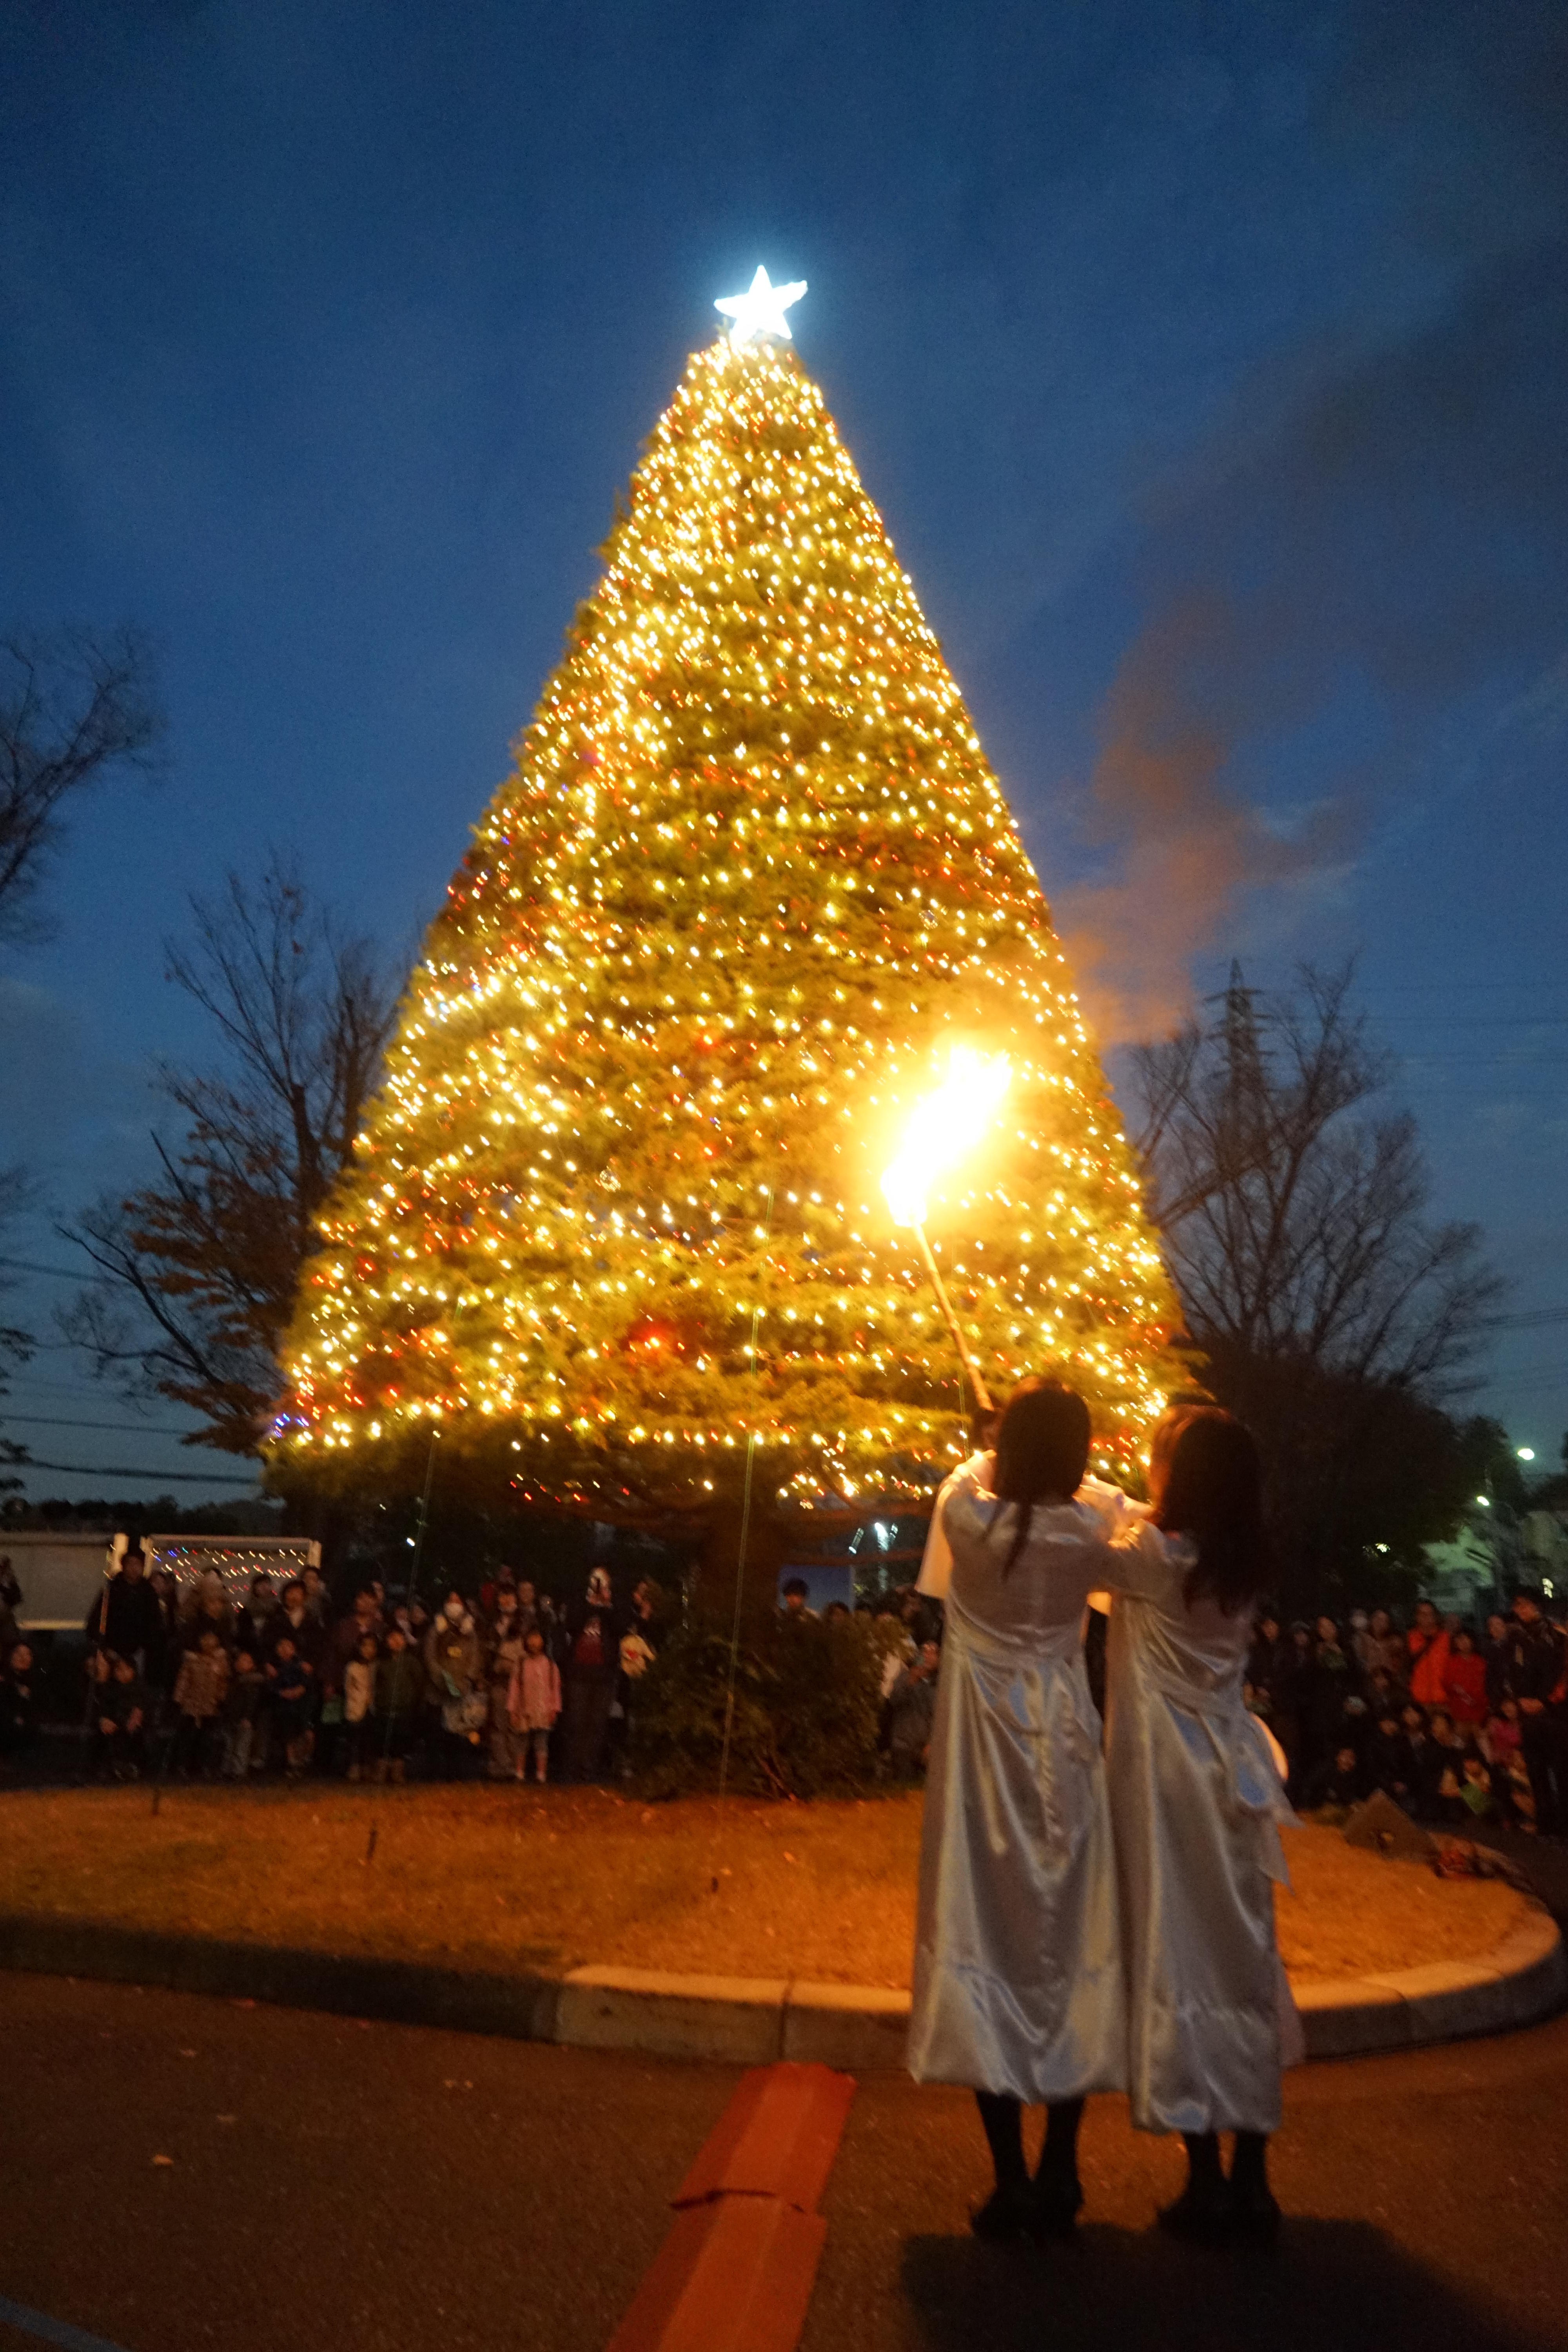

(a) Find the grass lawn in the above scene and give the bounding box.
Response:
[0,1783,1531,1989]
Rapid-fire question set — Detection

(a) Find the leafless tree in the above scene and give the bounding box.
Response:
[0,1165,34,1492]
[1127,964,1503,1605]
[0,628,163,941]
[60,858,400,1454]
[1131,962,1501,1397]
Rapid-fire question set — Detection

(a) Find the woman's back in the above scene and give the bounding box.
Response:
[943,1478,1118,1655]
[1110,1521,1252,1702]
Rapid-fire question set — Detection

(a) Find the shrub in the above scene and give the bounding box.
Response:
[632,1611,882,1797]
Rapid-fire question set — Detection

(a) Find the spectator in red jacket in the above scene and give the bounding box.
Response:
[1407,1600,1452,1708]
[1442,1626,1489,1727]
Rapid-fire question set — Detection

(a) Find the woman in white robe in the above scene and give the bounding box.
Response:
[909,1379,1128,2241]
[1104,1406,1300,2240]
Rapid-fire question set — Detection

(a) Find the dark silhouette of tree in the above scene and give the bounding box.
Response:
[1129,962,1503,1607]
[0,1165,34,1495]
[61,858,399,1454]
[0,628,163,941]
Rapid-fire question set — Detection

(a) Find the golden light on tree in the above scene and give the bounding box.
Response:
[270,300,1181,1514]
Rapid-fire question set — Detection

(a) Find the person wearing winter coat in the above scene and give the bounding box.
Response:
[1406,1601,1452,1710]
[0,1639,39,1762]
[509,1628,563,1782]
[171,1628,232,1774]
[265,1582,326,1675]
[93,1654,149,1779]
[176,1572,237,1666]
[0,1554,22,1642]
[236,1575,280,1657]
[266,1637,316,1775]
[1500,1594,1568,1835]
[559,1569,622,1782]
[424,1593,484,1778]
[327,1590,385,1697]
[373,1626,427,1780]
[485,1595,528,1780]
[220,1649,267,1779]
[85,1551,163,1668]
[1356,1608,1406,1687]
[1367,1711,1417,1809]
[343,1633,380,1780]
[1301,1743,1365,1812]
[1442,1628,1489,1727]
[885,1641,940,1777]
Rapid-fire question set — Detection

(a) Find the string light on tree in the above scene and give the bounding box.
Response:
[270,273,1182,1516]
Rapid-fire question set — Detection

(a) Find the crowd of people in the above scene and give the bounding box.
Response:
[2,1543,1565,1837]
[0,1548,662,1785]
[1242,1591,1568,1836]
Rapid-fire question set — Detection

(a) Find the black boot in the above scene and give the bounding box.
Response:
[1158,2131,1231,2241]
[1229,2131,1281,2243]
[1028,2098,1085,2242]
[971,2092,1031,2241]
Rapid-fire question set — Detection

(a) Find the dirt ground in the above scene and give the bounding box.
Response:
[0,1784,1530,1986]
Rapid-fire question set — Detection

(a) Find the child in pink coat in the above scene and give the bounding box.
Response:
[509,1627,562,1784]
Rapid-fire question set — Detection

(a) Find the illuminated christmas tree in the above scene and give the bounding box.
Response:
[273,273,1180,1549]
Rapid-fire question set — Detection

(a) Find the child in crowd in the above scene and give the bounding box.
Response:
[1368,1710,1415,1809]
[171,1626,231,1776]
[1484,1696,1524,1769]
[510,1626,561,1783]
[1457,1753,1499,1822]
[94,1653,148,1780]
[221,1648,267,1779]
[486,1598,528,1781]
[373,1624,426,1782]
[268,1636,316,1777]
[343,1632,379,1781]
[884,1639,942,1778]
[1304,1742,1364,1813]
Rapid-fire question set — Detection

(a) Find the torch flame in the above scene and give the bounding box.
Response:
[880,1046,1013,1229]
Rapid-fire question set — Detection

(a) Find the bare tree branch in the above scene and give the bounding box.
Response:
[0,1165,36,1487]
[1126,962,1505,1607]
[1129,960,1500,1397]
[0,628,164,941]
[59,855,400,1452]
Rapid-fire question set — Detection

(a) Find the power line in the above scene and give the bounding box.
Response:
[15,1457,261,1487]
[0,1255,82,1282]
[2,1412,204,1439]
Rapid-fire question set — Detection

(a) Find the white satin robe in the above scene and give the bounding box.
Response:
[908,1476,1128,2102]
[1104,1521,1303,2135]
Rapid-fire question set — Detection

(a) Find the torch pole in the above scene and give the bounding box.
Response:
[912,1222,993,1414]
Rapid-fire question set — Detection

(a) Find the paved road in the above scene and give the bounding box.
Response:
[2,1972,1566,2352]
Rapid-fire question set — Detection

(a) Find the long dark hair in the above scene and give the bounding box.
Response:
[991,1377,1091,1574]
[1155,1407,1269,1615]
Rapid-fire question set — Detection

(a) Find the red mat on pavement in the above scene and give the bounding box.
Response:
[607,2062,855,2352]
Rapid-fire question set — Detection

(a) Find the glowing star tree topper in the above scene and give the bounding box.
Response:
[273,295,1182,1532]
[715,265,808,347]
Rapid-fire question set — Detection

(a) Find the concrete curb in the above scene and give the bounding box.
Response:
[0,1905,1561,2069]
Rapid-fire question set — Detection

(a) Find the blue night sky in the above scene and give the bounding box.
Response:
[1,0,1564,1498]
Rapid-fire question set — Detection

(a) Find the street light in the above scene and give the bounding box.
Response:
[1517,1446,1536,1463]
